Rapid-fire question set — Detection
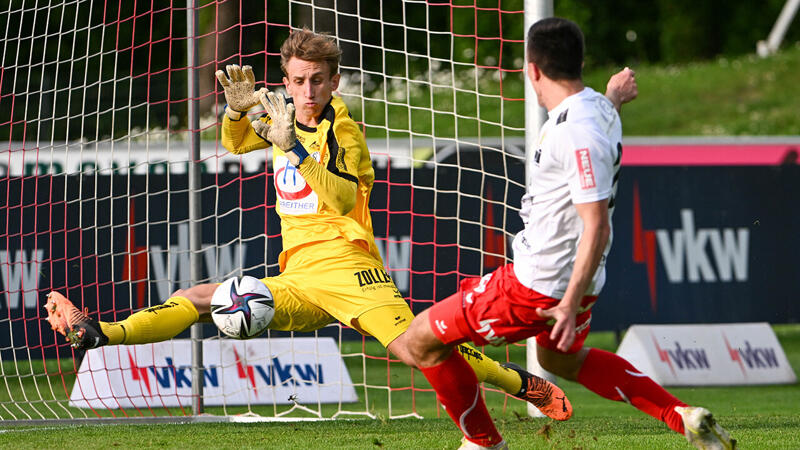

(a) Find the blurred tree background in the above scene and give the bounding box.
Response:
[557,0,800,66]
[1,0,798,142]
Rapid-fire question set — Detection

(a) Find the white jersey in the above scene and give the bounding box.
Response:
[512,87,622,298]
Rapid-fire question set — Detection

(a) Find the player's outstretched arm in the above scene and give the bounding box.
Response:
[216,64,271,154]
[538,199,610,352]
[605,67,638,112]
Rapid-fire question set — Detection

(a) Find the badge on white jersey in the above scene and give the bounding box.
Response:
[574,148,596,189]
[274,152,320,215]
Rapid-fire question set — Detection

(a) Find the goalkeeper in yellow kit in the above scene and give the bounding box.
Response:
[44,28,572,418]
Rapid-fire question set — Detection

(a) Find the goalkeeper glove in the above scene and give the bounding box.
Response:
[258,90,308,166]
[251,117,271,142]
[215,64,267,120]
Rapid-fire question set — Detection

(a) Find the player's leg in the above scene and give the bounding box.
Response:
[454,343,524,398]
[401,265,574,448]
[355,302,522,397]
[537,342,688,432]
[427,266,572,421]
[105,277,335,344]
[45,285,212,349]
[259,276,336,333]
[402,307,505,449]
[536,295,689,431]
[536,311,735,448]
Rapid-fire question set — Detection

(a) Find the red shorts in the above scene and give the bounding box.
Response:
[427,264,597,354]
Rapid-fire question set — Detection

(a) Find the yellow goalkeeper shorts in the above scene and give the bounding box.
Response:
[261,238,414,347]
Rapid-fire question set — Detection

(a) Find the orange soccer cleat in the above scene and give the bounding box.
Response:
[502,362,573,421]
[44,292,108,350]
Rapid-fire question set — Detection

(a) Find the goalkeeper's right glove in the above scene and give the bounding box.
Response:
[215,64,267,120]
[259,90,308,167]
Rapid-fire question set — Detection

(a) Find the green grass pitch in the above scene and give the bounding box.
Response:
[2,325,798,449]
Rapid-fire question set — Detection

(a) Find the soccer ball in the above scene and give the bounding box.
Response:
[210,276,275,339]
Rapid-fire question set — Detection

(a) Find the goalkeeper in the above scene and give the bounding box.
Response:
[46,28,631,419]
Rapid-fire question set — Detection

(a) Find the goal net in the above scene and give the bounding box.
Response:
[0,0,527,422]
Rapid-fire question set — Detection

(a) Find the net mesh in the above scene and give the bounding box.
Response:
[0,0,527,421]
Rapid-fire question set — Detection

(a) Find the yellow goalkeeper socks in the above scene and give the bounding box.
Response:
[99,296,200,345]
[456,344,522,395]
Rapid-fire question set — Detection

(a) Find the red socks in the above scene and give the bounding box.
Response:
[422,346,688,443]
[420,350,504,447]
[577,348,687,433]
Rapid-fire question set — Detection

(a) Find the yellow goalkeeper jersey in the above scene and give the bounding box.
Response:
[221,95,380,271]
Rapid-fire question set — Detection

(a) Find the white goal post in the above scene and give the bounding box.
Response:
[0,0,545,423]
[757,0,800,57]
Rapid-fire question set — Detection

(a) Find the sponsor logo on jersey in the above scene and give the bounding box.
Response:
[275,160,312,200]
[353,268,401,298]
[354,268,393,287]
[274,154,320,214]
[434,319,448,335]
[575,148,596,189]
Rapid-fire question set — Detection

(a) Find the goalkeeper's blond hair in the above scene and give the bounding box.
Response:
[280,28,342,76]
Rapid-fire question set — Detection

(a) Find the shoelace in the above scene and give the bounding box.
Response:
[523,376,555,407]
[65,305,91,329]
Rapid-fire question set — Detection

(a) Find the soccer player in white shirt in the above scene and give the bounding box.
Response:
[403,17,736,450]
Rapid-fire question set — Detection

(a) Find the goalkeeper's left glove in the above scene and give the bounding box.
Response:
[215,64,267,120]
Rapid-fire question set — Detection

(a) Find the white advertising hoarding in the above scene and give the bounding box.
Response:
[69,338,357,409]
[616,322,796,386]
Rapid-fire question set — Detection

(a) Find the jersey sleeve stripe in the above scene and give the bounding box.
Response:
[325,120,358,184]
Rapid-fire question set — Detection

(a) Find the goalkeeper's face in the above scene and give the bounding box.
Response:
[283,57,341,127]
